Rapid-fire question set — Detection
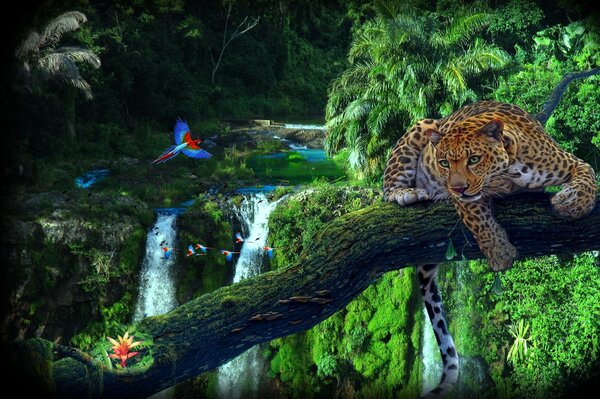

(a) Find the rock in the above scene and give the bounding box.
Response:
[2,191,150,344]
[456,356,494,397]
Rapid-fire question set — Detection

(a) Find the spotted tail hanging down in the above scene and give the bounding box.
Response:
[417,264,459,398]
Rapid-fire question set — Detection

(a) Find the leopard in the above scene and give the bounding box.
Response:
[383,100,597,398]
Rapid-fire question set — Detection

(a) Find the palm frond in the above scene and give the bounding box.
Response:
[42,11,88,48]
[37,53,76,77]
[441,63,467,95]
[59,47,101,68]
[457,40,510,74]
[15,31,42,60]
[440,12,493,47]
[64,77,94,100]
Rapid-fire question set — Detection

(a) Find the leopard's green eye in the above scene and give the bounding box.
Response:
[468,155,481,165]
[439,159,450,168]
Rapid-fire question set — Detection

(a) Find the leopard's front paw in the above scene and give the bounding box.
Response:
[386,188,429,206]
[551,185,595,219]
[487,242,517,272]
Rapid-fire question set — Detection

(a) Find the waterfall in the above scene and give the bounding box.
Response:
[133,211,179,322]
[421,307,442,395]
[217,192,283,399]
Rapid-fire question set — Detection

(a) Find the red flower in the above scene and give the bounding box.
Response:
[107,331,143,368]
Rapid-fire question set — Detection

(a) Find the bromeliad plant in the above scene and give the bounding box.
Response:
[507,319,531,365]
[107,331,143,368]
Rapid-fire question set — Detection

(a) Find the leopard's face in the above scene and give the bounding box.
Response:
[428,119,510,202]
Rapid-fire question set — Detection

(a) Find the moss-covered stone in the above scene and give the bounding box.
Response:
[4,190,150,346]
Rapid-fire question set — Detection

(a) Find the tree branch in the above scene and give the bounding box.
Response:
[535,67,600,126]
[211,5,260,84]
[9,193,600,398]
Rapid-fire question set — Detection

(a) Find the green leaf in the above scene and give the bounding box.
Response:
[492,273,503,295]
[445,239,457,260]
[102,348,113,369]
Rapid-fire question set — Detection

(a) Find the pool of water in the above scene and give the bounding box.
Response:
[248,149,345,185]
[74,168,110,189]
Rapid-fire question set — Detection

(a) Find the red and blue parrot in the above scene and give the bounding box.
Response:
[235,232,259,244]
[195,243,212,254]
[220,250,240,262]
[235,232,245,244]
[264,246,276,259]
[187,245,206,257]
[152,119,212,164]
[162,246,174,260]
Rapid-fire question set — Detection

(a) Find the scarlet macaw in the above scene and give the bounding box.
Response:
[195,243,212,254]
[235,232,244,243]
[235,232,259,244]
[264,246,276,259]
[220,250,240,262]
[152,119,212,164]
[162,246,174,260]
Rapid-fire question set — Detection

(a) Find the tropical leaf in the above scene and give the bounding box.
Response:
[15,10,99,99]
[325,6,510,180]
[439,13,492,46]
[41,11,88,47]
[445,238,457,260]
[15,31,42,60]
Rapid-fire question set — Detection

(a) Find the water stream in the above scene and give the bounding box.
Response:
[133,211,179,322]
[217,192,284,399]
[421,306,442,395]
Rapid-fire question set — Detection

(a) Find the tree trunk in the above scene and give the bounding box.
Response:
[6,193,600,398]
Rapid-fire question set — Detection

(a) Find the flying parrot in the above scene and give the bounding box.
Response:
[152,119,212,164]
[235,232,245,244]
[235,232,259,244]
[162,246,174,260]
[195,243,212,254]
[220,250,240,262]
[264,246,276,259]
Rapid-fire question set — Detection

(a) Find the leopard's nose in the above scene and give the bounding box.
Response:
[450,186,467,195]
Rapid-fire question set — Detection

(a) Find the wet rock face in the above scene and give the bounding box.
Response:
[2,192,150,344]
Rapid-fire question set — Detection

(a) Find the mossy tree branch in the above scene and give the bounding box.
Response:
[8,193,600,398]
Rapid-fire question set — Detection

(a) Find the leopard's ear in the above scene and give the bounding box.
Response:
[479,119,504,141]
[426,129,442,145]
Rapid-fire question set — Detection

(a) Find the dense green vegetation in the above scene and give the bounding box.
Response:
[324,0,600,180]
[267,186,422,398]
[9,0,351,189]
[5,0,600,398]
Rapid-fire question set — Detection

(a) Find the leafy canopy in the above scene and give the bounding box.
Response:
[325,4,509,179]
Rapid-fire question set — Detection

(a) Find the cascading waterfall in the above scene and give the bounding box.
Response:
[217,192,284,399]
[421,307,442,395]
[133,211,179,322]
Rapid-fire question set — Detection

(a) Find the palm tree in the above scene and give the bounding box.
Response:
[15,11,100,100]
[325,6,509,179]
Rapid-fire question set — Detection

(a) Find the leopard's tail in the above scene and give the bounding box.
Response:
[417,264,459,399]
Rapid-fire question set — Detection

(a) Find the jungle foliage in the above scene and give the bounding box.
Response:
[6,0,600,398]
[324,0,600,180]
[10,0,352,186]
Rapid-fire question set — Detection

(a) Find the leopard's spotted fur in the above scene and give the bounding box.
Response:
[383,100,597,397]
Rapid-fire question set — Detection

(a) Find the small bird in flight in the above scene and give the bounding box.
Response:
[195,243,213,254]
[264,246,276,259]
[220,250,240,262]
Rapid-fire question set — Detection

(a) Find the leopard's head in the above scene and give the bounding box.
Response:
[427,119,510,202]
